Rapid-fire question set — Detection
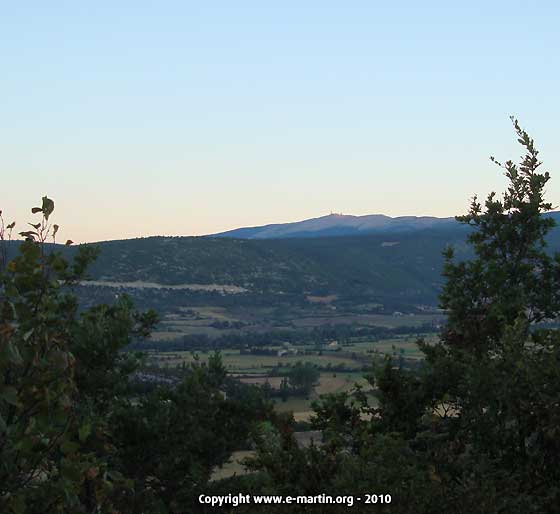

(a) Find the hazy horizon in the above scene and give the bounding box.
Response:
[2,2,559,243]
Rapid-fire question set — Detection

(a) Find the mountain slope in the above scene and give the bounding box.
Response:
[74,226,475,306]
[8,213,560,310]
[211,211,560,240]
[76,214,560,308]
[211,213,457,239]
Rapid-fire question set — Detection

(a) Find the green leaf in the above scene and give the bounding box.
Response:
[41,196,55,220]
[52,351,70,371]
[14,437,35,453]
[60,440,80,455]
[1,341,22,365]
[59,394,72,409]
[0,386,19,406]
[60,459,83,481]
[18,230,38,240]
[78,423,91,442]
[11,494,26,514]
[108,470,124,480]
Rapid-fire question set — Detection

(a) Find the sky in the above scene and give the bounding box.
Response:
[1,1,559,242]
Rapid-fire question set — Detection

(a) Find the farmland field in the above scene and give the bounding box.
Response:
[147,344,393,421]
[151,349,364,373]
[146,308,443,342]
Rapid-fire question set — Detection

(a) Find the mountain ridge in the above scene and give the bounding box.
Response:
[6,211,559,313]
[209,211,560,240]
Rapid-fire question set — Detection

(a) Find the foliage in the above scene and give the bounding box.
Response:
[0,199,264,514]
[110,353,270,514]
[0,198,133,513]
[374,119,560,511]
[245,119,560,513]
[440,118,560,353]
[287,361,320,396]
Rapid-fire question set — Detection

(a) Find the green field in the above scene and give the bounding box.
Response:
[147,336,428,421]
[151,349,364,373]
[150,334,431,369]
[341,335,432,360]
[147,308,443,343]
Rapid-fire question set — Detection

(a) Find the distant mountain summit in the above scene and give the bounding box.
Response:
[210,213,458,240]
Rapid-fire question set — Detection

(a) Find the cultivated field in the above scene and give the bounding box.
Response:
[147,336,413,421]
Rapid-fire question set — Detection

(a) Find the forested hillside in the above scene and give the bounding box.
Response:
[71,218,560,306]
[84,231,465,302]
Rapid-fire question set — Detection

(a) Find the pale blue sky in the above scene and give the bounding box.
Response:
[1,2,559,242]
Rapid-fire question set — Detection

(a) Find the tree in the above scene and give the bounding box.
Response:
[0,197,158,513]
[378,118,560,511]
[1,197,274,514]
[111,353,267,514]
[287,361,319,396]
[245,119,560,513]
[440,117,560,353]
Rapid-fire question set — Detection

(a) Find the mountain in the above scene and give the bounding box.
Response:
[211,211,560,240]
[68,211,560,309]
[210,213,458,239]
[37,221,474,309]
[8,212,560,314]
[69,229,465,310]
